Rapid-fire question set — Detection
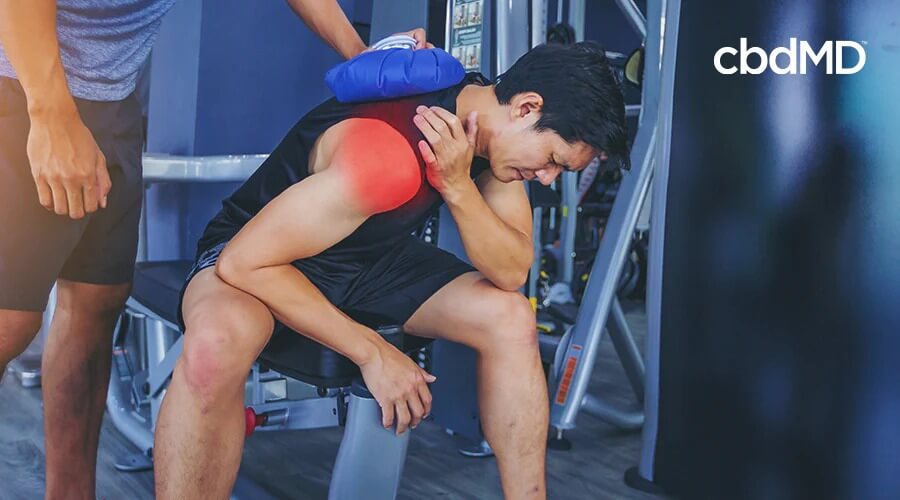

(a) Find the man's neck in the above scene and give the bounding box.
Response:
[456,84,499,159]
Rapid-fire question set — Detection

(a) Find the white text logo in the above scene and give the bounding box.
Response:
[714,38,866,75]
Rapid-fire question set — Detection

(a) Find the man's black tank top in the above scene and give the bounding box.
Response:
[197,73,491,258]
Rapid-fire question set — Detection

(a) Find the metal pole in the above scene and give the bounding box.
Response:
[639,0,681,481]
[614,0,648,38]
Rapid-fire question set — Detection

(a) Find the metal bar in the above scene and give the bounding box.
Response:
[329,391,410,500]
[548,0,667,431]
[568,0,585,41]
[549,128,656,431]
[495,0,531,74]
[613,0,648,39]
[532,0,547,47]
[529,207,543,307]
[248,398,342,432]
[559,171,579,284]
[627,104,642,117]
[608,297,646,402]
[106,369,155,454]
[581,394,644,429]
[148,335,183,398]
[639,0,681,481]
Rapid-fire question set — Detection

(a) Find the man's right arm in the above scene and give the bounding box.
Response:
[0,0,110,218]
[214,120,432,434]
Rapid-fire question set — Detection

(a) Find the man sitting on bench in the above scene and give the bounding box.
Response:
[154,42,628,500]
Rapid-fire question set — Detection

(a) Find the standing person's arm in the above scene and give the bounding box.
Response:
[285,0,428,59]
[0,0,111,219]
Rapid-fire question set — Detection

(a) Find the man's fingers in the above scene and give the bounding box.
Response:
[416,106,456,140]
[417,140,437,166]
[65,181,86,219]
[394,402,411,435]
[425,42,435,49]
[417,381,433,417]
[82,162,100,214]
[465,111,479,146]
[82,184,99,214]
[96,153,111,208]
[48,179,69,216]
[381,401,395,429]
[33,177,53,210]
[406,27,427,49]
[407,392,426,429]
[413,114,442,147]
[430,106,465,139]
[419,368,437,383]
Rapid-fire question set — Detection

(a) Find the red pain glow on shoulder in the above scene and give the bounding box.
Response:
[332,118,422,214]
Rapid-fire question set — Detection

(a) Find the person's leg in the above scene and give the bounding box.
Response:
[404,272,548,500]
[0,310,43,377]
[154,267,275,500]
[40,92,145,500]
[41,280,131,500]
[0,76,91,377]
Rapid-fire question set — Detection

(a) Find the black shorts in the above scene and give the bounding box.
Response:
[179,236,476,330]
[0,77,143,311]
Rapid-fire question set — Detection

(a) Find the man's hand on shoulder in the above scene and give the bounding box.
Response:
[414,106,478,201]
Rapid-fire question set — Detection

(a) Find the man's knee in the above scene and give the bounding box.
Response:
[479,290,538,349]
[179,322,267,404]
[56,280,132,320]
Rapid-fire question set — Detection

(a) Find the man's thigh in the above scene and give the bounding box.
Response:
[0,77,90,311]
[402,271,520,348]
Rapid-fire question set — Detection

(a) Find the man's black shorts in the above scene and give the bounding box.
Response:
[179,235,476,331]
[0,77,143,311]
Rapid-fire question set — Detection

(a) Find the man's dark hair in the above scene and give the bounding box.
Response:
[494,41,630,170]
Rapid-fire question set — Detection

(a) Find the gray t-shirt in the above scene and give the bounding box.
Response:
[0,0,176,102]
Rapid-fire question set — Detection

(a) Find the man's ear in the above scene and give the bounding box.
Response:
[510,92,544,120]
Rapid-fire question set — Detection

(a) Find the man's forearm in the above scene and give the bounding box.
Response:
[285,0,366,59]
[216,259,382,366]
[444,180,533,291]
[0,0,76,115]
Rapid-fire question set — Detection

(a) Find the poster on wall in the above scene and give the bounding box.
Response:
[450,0,484,72]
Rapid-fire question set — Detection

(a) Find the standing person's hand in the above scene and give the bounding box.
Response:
[365,28,435,52]
[27,107,111,219]
[394,27,433,49]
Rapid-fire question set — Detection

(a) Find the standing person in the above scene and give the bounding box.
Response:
[0,1,427,498]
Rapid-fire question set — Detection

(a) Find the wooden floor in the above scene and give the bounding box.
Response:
[0,301,660,500]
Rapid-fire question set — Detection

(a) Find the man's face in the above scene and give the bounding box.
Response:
[486,93,597,185]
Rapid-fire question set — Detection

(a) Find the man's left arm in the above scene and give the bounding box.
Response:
[285,0,428,59]
[414,106,532,291]
[442,172,533,292]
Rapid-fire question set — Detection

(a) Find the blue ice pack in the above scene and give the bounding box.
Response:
[325,48,466,103]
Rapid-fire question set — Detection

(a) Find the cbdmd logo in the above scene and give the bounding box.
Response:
[714,38,866,75]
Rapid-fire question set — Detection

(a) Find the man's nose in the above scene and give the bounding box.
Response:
[536,169,559,185]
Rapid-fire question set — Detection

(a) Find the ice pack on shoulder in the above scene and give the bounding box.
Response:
[325,47,466,103]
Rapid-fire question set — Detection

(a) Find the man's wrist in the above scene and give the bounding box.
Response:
[337,35,367,59]
[349,327,384,366]
[441,177,478,206]
[25,75,77,119]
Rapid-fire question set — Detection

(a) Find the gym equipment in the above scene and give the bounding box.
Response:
[111,155,439,499]
[325,47,465,103]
